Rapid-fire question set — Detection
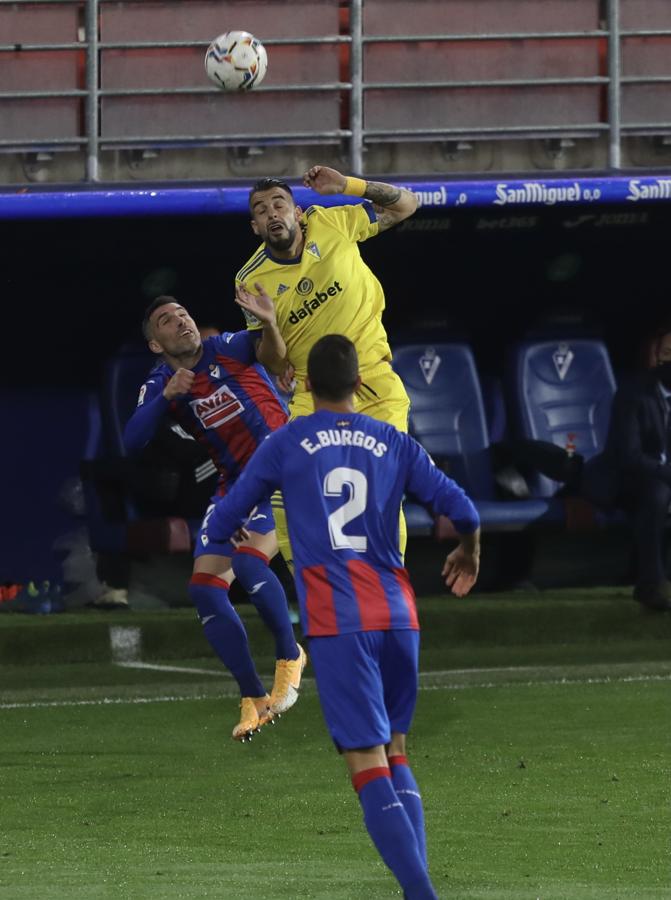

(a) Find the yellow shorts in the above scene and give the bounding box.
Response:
[289,361,410,433]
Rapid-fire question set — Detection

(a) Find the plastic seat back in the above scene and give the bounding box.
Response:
[508,339,616,497]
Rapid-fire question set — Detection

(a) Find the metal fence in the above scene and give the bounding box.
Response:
[1,0,670,181]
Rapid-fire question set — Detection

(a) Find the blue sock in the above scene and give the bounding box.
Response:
[189,573,266,698]
[232,549,299,660]
[353,768,437,899]
[389,755,427,867]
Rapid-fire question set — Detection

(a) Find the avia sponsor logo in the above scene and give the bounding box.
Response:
[300,428,388,457]
[189,384,244,429]
[494,181,593,206]
[399,185,448,208]
[288,281,342,324]
[626,178,671,201]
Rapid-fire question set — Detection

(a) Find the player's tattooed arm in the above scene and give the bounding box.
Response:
[303,164,417,232]
[364,182,418,233]
[363,182,402,206]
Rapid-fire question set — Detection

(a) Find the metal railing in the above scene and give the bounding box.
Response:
[0,0,670,180]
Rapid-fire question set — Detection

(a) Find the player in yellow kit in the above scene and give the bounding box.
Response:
[234,164,418,559]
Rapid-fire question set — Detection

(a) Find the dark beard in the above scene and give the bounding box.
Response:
[266,223,297,252]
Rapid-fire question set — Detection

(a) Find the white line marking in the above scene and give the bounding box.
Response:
[420,673,671,691]
[1,670,669,711]
[0,693,227,710]
[116,661,232,677]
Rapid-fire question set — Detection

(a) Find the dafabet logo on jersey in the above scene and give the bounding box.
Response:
[288,280,342,324]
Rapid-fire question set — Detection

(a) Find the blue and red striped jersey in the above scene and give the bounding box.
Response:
[208,409,479,636]
[124,332,287,494]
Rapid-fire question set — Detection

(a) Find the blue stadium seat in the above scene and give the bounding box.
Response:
[102,346,155,456]
[0,387,101,582]
[480,373,508,444]
[84,348,195,555]
[506,339,616,498]
[392,343,554,533]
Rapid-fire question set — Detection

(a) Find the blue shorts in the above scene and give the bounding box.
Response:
[309,629,420,751]
[193,497,275,559]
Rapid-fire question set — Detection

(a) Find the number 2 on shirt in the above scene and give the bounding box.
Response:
[323,467,368,552]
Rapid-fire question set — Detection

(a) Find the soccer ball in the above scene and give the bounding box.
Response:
[205,30,268,91]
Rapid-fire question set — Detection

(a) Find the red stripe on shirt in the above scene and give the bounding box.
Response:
[172,373,255,475]
[216,354,288,431]
[347,559,391,631]
[393,567,419,629]
[303,565,338,636]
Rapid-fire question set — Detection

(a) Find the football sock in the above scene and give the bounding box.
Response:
[188,573,266,698]
[232,548,299,661]
[389,754,427,867]
[352,767,437,899]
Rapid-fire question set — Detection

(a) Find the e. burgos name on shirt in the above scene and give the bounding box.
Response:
[300,429,388,457]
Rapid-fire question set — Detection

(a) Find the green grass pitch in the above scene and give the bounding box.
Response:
[1,591,669,899]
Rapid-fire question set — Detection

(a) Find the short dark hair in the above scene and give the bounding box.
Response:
[142,295,179,340]
[248,177,294,212]
[307,335,359,402]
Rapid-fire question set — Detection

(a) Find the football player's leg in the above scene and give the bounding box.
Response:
[310,632,437,900]
[273,390,315,575]
[387,735,427,869]
[270,491,293,575]
[355,368,411,556]
[191,508,271,738]
[381,630,428,866]
[231,520,307,715]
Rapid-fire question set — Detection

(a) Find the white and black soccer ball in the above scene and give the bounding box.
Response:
[205,30,268,91]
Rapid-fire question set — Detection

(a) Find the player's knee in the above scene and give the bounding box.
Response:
[232,547,270,580]
[387,732,407,758]
[188,572,233,621]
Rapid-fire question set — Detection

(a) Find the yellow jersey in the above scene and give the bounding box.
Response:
[235,202,393,388]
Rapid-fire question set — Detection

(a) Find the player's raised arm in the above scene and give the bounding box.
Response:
[303,164,418,233]
[235,281,288,375]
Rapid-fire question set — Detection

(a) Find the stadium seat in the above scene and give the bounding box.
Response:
[480,374,508,445]
[392,343,555,535]
[83,347,196,556]
[506,339,617,499]
[0,387,101,583]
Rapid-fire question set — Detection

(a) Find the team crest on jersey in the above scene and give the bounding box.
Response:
[277,283,290,295]
[552,343,574,381]
[296,277,314,295]
[306,240,321,260]
[189,384,244,429]
[242,308,261,327]
[419,348,441,385]
[209,365,221,379]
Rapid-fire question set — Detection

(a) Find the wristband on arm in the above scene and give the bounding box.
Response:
[343,176,366,197]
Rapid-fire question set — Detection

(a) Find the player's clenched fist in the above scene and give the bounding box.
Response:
[163,367,195,400]
[303,165,347,195]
